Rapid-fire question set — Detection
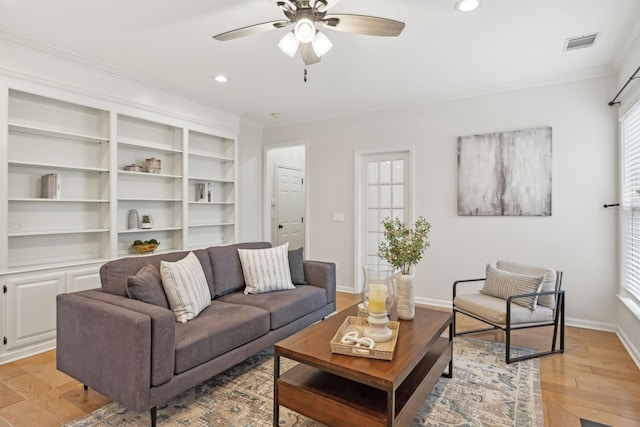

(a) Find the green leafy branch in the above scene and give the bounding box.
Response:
[377,216,431,275]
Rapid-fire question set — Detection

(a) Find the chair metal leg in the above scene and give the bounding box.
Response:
[150,406,157,427]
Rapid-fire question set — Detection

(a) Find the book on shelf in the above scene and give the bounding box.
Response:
[196,182,213,202]
[41,173,61,199]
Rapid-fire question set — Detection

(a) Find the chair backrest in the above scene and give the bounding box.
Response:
[496,260,562,310]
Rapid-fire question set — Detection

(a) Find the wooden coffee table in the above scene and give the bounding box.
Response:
[273,304,453,426]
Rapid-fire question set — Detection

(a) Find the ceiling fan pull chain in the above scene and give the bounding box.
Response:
[304,67,308,82]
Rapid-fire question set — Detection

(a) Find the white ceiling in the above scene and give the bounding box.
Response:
[1,0,639,128]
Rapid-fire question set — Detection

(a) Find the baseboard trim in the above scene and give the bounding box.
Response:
[617,326,640,370]
[0,339,56,366]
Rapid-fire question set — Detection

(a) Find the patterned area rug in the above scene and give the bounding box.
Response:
[65,337,542,427]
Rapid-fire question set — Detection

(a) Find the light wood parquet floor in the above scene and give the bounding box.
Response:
[0,292,638,426]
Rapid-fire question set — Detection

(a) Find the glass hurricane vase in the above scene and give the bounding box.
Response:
[361,264,395,315]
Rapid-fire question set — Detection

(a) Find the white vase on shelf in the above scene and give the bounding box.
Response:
[128,209,140,229]
[396,273,415,320]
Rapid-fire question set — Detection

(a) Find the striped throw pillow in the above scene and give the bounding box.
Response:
[481,264,544,309]
[160,252,211,323]
[238,242,295,294]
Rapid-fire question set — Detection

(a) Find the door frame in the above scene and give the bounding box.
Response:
[263,140,309,249]
[354,146,415,292]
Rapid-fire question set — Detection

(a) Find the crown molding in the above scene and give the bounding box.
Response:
[264,66,616,130]
[614,19,640,72]
[0,29,244,117]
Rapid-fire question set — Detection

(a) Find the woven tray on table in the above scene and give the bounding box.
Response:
[330,316,399,360]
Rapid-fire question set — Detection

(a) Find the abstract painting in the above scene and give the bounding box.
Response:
[457,127,552,216]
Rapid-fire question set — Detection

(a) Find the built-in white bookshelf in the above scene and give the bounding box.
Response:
[116,114,184,256]
[6,90,110,271]
[0,83,238,364]
[186,130,235,249]
[1,89,238,271]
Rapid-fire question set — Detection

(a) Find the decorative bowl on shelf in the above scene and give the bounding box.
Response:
[132,242,160,254]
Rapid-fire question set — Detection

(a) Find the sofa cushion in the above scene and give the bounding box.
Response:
[455,292,554,326]
[173,301,270,374]
[100,249,214,297]
[288,247,307,285]
[161,252,211,323]
[496,260,558,310]
[218,285,327,330]
[126,264,169,309]
[238,243,295,294]
[208,242,272,297]
[481,264,544,309]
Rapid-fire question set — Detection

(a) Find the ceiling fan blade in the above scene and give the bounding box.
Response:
[322,14,405,36]
[213,20,290,41]
[300,42,321,65]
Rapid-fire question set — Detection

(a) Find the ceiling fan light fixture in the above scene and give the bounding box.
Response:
[294,17,316,43]
[454,0,480,12]
[311,31,332,57]
[278,31,300,57]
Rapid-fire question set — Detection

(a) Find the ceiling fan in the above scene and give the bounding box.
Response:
[212,0,405,74]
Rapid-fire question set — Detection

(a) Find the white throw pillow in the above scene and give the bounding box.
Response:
[238,242,295,294]
[481,264,544,310]
[160,252,211,323]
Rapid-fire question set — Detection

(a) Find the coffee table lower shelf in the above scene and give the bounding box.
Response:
[276,336,451,427]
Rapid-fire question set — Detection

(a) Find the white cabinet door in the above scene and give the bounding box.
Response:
[66,267,101,292]
[5,272,65,350]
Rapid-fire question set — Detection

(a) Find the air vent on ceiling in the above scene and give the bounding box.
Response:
[564,33,599,52]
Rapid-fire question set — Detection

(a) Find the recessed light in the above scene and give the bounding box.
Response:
[271,112,281,119]
[455,0,480,12]
[213,74,229,83]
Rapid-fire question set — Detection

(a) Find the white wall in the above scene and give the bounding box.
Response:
[238,118,264,242]
[264,76,619,329]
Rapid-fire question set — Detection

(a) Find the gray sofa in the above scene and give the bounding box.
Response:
[56,242,336,425]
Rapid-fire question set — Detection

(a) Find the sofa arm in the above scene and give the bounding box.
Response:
[56,291,175,412]
[73,290,176,388]
[303,260,336,303]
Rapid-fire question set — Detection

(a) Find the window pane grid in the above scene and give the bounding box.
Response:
[366,159,405,263]
[621,101,640,305]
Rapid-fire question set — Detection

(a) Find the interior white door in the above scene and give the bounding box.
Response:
[276,166,305,249]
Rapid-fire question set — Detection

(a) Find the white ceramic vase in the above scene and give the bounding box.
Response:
[396,273,415,320]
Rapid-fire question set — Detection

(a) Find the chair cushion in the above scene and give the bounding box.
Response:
[161,252,211,323]
[497,260,558,310]
[238,243,295,294]
[454,292,554,326]
[481,264,544,309]
[126,264,169,309]
[173,301,270,374]
[218,285,327,330]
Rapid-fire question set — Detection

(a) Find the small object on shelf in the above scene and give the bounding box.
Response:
[128,209,140,229]
[196,182,206,202]
[132,239,160,254]
[196,182,214,202]
[145,157,161,174]
[40,173,61,199]
[125,164,143,172]
[141,214,152,229]
[330,316,399,360]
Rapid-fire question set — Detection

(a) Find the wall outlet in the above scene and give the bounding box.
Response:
[332,213,344,222]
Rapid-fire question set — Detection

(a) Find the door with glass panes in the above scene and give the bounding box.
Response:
[358,150,412,290]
